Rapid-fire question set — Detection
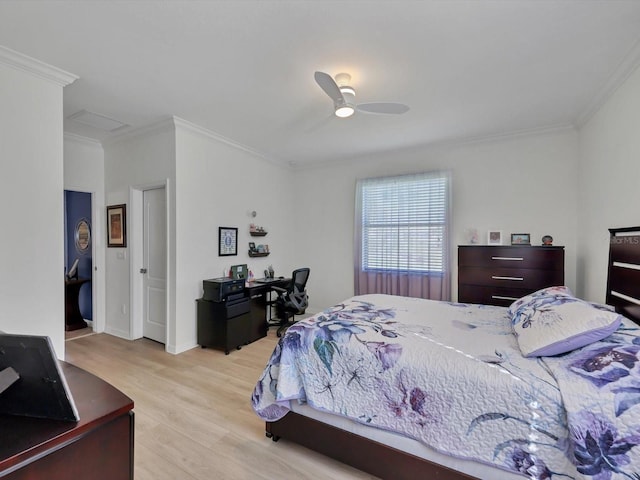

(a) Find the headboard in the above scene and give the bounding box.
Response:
[607,226,640,325]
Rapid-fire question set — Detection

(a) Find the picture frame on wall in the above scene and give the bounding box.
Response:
[487,230,502,245]
[106,204,127,248]
[511,233,531,245]
[219,227,238,256]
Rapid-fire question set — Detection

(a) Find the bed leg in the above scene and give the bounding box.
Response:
[265,432,280,442]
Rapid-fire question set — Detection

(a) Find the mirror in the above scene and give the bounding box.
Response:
[75,219,91,254]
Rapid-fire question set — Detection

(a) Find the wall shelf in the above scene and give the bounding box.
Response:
[248,251,270,257]
[250,231,267,237]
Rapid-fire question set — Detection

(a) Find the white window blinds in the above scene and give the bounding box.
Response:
[358,172,449,274]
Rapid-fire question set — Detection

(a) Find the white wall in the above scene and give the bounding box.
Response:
[577,64,640,303]
[102,118,295,353]
[293,130,579,308]
[103,121,176,342]
[174,120,296,352]
[0,48,76,358]
[63,134,106,332]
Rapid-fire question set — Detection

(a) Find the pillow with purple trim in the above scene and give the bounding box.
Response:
[508,286,622,357]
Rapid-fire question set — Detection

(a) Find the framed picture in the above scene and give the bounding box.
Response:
[511,233,531,245]
[107,204,127,247]
[248,242,256,252]
[487,230,502,245]
[219,227,238,256]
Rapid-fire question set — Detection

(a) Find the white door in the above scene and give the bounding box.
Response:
[142,187,167,343]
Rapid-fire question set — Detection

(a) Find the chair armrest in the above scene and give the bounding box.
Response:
[271,286,287,294]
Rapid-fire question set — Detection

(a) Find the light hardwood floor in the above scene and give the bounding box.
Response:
[65,330,376,480]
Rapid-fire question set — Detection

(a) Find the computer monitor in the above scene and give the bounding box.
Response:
[230,264,248,280]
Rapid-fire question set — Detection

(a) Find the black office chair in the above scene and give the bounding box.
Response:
[272,268,310,337]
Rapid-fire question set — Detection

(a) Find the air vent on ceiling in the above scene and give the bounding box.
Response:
[67,110,129,132]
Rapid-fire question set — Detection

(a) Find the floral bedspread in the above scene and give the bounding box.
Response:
[251,294,640,479]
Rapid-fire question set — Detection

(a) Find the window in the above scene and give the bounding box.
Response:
[357,172,449,274]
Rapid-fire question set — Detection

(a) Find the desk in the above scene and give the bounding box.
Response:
[196,278,290,353]
[0,362,134,479]
[246,278,290,331]
[64,278,90,331]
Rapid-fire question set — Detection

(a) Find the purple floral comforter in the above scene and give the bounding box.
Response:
[251,294,640,479]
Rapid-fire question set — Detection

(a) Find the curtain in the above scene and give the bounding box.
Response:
[354,171,451,301]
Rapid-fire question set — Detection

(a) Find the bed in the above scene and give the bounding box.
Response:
[252,227,640,480]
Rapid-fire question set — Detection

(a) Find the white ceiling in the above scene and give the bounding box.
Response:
[1,1,640,167]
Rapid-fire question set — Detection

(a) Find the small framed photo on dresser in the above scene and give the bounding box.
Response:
[511,233,531,245]
[488,230,502,245]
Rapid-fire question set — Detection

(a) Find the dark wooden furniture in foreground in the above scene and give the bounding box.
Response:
[0,362,134,479]
[458,245,564,306]
[64,278,90,331]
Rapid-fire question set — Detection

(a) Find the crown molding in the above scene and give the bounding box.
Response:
[576,36,640,127]
[432,123,576,149]
[291,123,577,171]
[0,45,77,87]
[101,117,176,147]
[172,116,286,168]
[64,132,103,148]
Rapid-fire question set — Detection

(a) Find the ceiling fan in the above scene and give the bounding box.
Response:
[314,71,409,118]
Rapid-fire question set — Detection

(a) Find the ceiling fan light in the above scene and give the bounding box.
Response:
[335,105,355,118]
[339,86,355,96]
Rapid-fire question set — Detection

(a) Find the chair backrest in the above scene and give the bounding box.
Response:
[291,268,310,293]
[279,268,309,314]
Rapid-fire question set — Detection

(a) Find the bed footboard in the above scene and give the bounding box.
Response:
[266,412,477,480]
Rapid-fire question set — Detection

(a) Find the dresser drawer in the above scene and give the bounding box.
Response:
[459,266,564,290]
[458,246,564,270]
[458,285,529,307]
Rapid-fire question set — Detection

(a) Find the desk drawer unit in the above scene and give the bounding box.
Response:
[458,245,564,307]
[196,298,251,354]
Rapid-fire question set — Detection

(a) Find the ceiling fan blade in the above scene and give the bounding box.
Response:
[356,102,410,115]
[314,71,344,103]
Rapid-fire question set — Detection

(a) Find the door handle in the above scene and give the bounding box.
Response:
[140,268,148,274]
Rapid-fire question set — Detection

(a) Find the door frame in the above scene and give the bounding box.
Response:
[64,187,104,334]
[129,180,171,350]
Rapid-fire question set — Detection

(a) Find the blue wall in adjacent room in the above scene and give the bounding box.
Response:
[65,190,92,320]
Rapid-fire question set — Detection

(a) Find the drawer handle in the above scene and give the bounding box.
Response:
[491,295,519,301]
[491,276,524,281]
[491,256,524,261]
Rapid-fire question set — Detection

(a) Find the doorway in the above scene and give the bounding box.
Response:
[64,190,93,338]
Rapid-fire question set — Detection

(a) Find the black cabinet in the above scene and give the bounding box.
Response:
[197,298,252,354]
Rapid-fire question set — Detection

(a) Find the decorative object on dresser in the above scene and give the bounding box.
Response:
[510,233,530,245]
[458,245,564,306]
[487,230,502,245]
[542,234,553,245]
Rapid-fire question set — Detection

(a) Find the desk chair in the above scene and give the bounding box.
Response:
[272,268,310,337]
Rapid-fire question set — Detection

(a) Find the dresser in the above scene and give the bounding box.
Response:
[458,245,564,307]
[0,362,134,479]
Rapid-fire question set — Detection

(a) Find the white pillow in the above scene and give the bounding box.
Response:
[508,286,622,357]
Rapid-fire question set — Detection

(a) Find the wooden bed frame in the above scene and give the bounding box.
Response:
[607,226,640,326]
[265,226,640,480]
